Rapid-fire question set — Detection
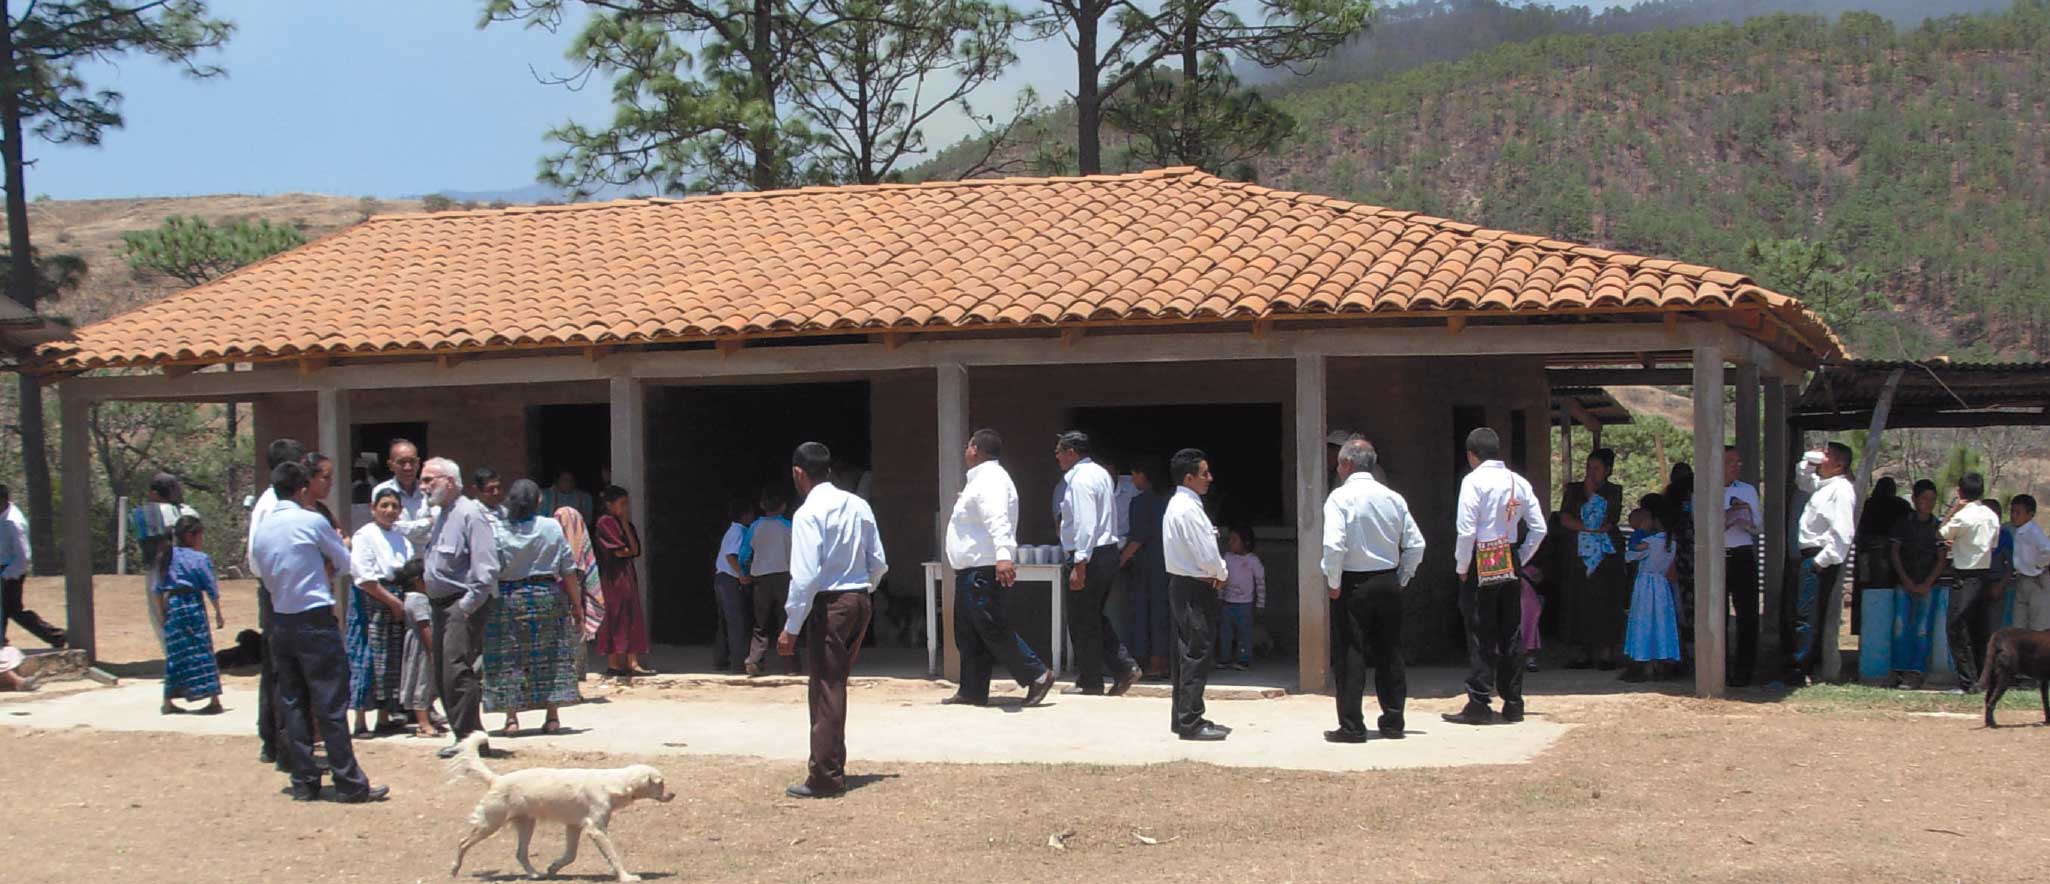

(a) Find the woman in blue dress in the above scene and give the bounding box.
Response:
[1621,503,1682,681]
[152,515,225,715]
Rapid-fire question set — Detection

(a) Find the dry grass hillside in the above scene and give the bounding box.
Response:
[26,193,422,327]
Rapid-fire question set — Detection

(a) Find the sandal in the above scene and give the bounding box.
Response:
[498,721,521,738]
[542,718,562,735]
[631,664,658,676]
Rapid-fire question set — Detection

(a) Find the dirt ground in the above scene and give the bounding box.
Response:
[6,578,2048,883]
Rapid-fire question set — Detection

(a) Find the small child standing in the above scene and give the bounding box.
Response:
[391,560,442,737]
[1218,526,1265,671]
[154,515,224,715]
[1621,506,1680,682]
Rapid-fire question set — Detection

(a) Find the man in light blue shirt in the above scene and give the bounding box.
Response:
[777,442,886,800]
[250,460,388,804]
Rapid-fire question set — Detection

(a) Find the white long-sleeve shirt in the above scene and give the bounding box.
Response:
[784,481,888,636]
[1321,472,1426,589]
[945,460,1019,569]
[1940,502,2001,572]
[2013,520,2050,578]
[245,486,279,565]
[1794,460,1856,568]
[1057,458,1119,563]
[1724,479,1763,549]
[1454,460,1546,575]
[0,504,29,580]
[1162,486,1228,582]
[370,477,437,550]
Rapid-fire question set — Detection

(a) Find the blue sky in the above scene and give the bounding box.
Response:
[27,0,1074,200]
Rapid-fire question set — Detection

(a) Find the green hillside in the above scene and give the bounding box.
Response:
[926,2,2050,358]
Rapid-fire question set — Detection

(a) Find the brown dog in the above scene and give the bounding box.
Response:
[1978,627,2050,728]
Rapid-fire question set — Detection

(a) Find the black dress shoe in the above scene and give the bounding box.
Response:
[290,784,322,802]
[1060,685,1103,696]
[939,694,984,706]
[1499,709,1525,724]
[259,747,277,765]
[785,783,843,799]
[1178,724,1229,741]
[1379,727,1407,740]
[1440,706,1496,726]
[1108,668,1141,696]
[1022,673,1054,707]
[1323,729,1367,744]
[335,785,390,804]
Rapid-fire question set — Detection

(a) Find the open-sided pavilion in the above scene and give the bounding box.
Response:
[33,167,1838,697]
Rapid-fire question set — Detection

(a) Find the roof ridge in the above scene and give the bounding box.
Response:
[362,167,1210,223]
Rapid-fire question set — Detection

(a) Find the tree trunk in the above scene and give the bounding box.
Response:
[750,0,778,191]
[1,5,58,574]
[1075,2,1102,175]
[1179,16,1199,166]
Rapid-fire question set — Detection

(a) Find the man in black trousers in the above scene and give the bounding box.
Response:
[942,429,1055,707]
[1445,428,1547,726]
[1054,431,1140,696]
[1161,448,1231,741]
[1320,439,1426,743]
[248,461,387,803]
[247,438,306,767]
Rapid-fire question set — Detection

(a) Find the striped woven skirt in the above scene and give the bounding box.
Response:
[345,587,404,711]
[483,578,581,714]
[161,591,221,701]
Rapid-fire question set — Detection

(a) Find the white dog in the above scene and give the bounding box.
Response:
[446,732,675,882]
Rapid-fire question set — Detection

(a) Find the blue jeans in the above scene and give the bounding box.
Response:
[1219,602,1255,665]
[1890,587,1942,674]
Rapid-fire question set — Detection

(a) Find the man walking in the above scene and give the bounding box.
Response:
[1055,431,1140,696]
[942,429,1055,708]
[248,461,388,803]
[1785,442,1856,686]
[1939,473,2002,691]
[250,438,306,765]
[1162,448,1231,741]
[1446,428,1547,726]
[1722,446,1765,686]
[1320,440,1425,743]
[778,442,887,798]
[742,491,796,676]
[420,456,502,758]
[0,485,64,648]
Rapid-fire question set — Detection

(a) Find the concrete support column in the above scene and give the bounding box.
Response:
[935,363,968,682]
[609,376,650,619]
[1736,364,1761,486]
[1691,341,1728,698]
[1294,352,1329,693]
[60,391,95,662]
[316,388,352,534]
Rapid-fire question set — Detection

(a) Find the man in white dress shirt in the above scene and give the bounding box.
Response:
[777,442,888,799]
[1163,448,1231,741]
[1939,472,2003,690]
[1054,431,1141,696]
[2008,495,2050,631]
[1320,440,1425,743]
[1785,441,1856,685]
[942,429,1055,708]
[1446,428,1547,726]
[369,438,436,549]
[1722,446,1765,686]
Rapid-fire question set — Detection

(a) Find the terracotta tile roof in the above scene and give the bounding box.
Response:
[40,167,1837,371]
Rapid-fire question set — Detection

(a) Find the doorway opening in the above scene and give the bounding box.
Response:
[526,404,611,497]
[643,381,872,645]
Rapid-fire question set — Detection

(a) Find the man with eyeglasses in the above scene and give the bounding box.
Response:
[370,438,436,550]
[419,456,503,758]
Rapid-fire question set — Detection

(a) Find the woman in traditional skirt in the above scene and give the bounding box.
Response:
[485,479,583,736]
[1561,448,1628,670]
[1621,504,1682,680]
[131,472,198,650]
[594,485,651,677]
[553,506,602,691]
[346,487,413,735]
[152,515,224,715]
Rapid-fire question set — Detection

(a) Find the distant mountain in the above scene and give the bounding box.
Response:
[415,181,656,206]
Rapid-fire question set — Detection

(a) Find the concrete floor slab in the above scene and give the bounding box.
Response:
[2,678,1569,773]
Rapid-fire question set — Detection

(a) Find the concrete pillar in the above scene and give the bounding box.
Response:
[60,390,95,662]
[1736,364,1761,487]
[316,388,353,534]
[936,363,968,682]
[1691,341,1728,698]
[609,377,650,619]
[1294,352,1329,693]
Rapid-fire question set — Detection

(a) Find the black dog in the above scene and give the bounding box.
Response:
[1978,627,2050,728]
[214,629,265,671]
